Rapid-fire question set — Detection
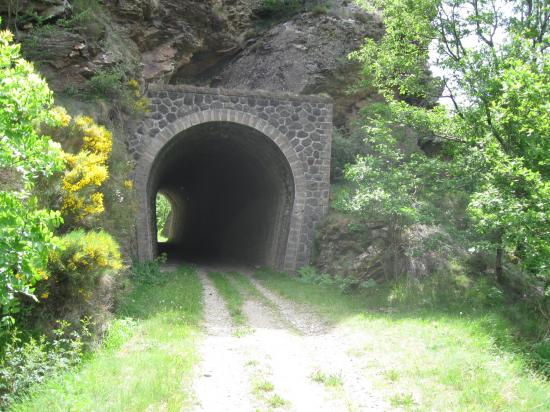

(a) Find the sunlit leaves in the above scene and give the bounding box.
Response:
[0,24,64,326]
[351,0,550,280]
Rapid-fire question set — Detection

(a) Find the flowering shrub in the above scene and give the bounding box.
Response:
[47,230,123,298]
[46,110,113,227]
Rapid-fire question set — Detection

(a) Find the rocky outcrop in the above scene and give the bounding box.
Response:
[314,212,460,282]
[185,8,383,126]
[1,0,382,125]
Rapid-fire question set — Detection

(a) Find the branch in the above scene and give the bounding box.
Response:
[433,132,469,144]
[443,78,465,119]
[472,0,495,48]
[481,98,507,149]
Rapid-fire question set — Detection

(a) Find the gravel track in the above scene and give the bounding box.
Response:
[191,266,390,412]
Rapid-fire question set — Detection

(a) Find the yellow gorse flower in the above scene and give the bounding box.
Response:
[54,114,114,223]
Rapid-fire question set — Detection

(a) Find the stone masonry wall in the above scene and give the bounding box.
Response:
[131,85,333,271]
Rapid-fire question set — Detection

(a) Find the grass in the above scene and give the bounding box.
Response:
[310,370,343,388]
[253,380,275,393]
[254,269,550,412]
[207,271,247,327]
[227,272,282,312]
[267,394,288,408]
[11,266,203,412]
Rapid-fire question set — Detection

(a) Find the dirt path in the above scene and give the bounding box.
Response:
[191,267,389,412]
[192,270,255,411]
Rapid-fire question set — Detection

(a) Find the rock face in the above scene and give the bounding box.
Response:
[314,212,460,282]
[1,0,382,125]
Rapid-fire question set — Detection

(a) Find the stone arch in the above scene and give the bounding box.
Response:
[134,109,307,271]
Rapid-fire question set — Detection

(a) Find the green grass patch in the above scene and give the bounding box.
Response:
[267,393,288,408]
[11,266,203,412]
[208,271,246,327]
[310,370,343,388]
[253,380,275,394]
[254,269,550,411]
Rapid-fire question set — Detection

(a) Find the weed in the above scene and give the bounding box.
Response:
[0,320,90,409]
[310,370,343,388]
[254,380,275,393]
[383,369,400,382]
[131,255,167,285]
[390,392,416,408]
[267,394,288,408]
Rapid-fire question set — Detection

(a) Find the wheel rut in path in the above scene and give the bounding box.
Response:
[192,267,390,411]
[191,270,255,411]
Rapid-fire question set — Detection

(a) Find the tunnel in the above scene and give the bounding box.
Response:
[147,121,295,267]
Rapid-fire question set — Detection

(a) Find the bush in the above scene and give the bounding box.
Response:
[42,230,124,324]
[330,128,366,181]
[80,68,149,114]
[0,23,65,327]
[0,320,89,408]
[43,110,114,228]
[48,230,123,294]
[131,255,168,285]
[255,0,301,18]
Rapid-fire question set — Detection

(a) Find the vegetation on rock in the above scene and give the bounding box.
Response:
[338,0,550,334]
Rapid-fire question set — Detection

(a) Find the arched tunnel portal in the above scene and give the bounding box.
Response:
[132,87,332,272]
[150,121,295,267]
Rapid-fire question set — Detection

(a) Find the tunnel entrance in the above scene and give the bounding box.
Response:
[148,121,295,267]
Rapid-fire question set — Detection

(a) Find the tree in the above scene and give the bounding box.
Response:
[0,25,64,327]
[350,0,549,286]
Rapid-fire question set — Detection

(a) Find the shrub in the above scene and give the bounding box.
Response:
[0,320,89,408]
[255,0,301,18]
[131,255,168,285]
[45,110,114,228]
[0,23,65,327]
[82,68,149,114]
[330,127,366,182]
[45,230,123,311]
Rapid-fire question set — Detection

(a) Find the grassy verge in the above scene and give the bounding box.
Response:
[254,269,550,411]
[207,271,246,327]
[11,266,203,412]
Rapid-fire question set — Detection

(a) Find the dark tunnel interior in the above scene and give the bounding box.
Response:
[149,122,295,267]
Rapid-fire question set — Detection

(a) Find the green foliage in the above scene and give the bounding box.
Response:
[341,105,450,227]
[330,127,366,181]
[0,320,89,408]
[0,24,65,327]
[130,255,168,285]
[350,0,550,293]
[256,0,302,18]
[298,265,377,292]
[156,193,172,241]
[79,68,148,114]
[47,230,123,303]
